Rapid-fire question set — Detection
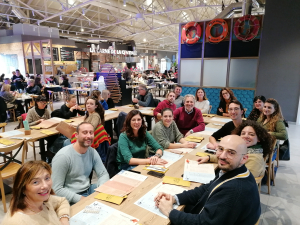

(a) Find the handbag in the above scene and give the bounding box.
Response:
[279,139,290,160]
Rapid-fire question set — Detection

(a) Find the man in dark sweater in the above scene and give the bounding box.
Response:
[207,100,244,150]
[155,135,261,225]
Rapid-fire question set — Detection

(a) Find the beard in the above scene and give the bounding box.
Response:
[78,139,93,147]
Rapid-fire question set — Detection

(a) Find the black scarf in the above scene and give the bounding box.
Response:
[35,106,45,117]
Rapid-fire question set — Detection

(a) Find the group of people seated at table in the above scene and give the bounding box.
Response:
[1,81,288,224]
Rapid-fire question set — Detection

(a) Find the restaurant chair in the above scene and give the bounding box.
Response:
[255,174,264,194]
[48,90,54,111]
[62,87,69,103]
[265,139,277,194]
[208,105,212,114]
[104,143,120,178]
[0,123,7,132]
[7,108,16,122]
[0,140,26,212]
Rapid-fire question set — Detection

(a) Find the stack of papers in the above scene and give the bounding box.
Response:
[161,151,184,168]
[0,130,23,138]
[183,160,215,184]
[211,117,232,123]
[70,201,139,225]
[95,170,147,197]
[135,182,187,219]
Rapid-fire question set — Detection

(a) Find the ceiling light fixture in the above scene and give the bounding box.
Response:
[190,0,193,3]
[76,32,78,35]
[60,15,62,20]
[37,20,40,25]
[123,0,126,6]
[82,8,85,15]
[32,10,34,16]
[143,38,146,42]
[6,15,9,21]
[81,28,84,32]
[57,23,60,27]
[67,30,69,34]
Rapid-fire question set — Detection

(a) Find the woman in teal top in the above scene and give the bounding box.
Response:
[117,110,167,170]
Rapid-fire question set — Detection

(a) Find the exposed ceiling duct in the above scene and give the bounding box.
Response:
[10,0,30,24]
[213,2,243,19]
[242,0,253,16]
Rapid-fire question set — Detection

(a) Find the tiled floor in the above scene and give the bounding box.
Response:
[0,99,299,225]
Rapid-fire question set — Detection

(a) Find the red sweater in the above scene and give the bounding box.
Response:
[153,99,176,118]
[173,107,205,135]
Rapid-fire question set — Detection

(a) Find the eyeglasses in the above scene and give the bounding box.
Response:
[216,147,245,159]
[38,102,47,105]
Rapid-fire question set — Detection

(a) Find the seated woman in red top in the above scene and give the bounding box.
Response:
[153,91,176,122]
[217,88,237,117]
[173,94,205,137]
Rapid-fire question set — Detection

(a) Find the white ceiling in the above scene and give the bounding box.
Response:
[0,0,265,51]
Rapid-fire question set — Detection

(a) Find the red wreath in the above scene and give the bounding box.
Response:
[182,22,202,44]
[206,19,228,43]
[234,15,260,41]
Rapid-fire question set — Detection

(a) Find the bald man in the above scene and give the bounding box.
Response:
[154,135,261,225]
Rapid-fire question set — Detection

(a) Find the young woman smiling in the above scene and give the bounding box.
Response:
[117,110,167,170]
[247,95,266,121]
[2,161,70,225]
[194,88,210,114]
[198,120,273,177]
[151,108,197,153]
[257,98,288,140]
[217,88,237,117]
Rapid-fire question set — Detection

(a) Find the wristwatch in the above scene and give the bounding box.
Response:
[189,129,194,134]
[155,153,162,158]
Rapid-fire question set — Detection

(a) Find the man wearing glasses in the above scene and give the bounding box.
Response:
[154,135,261,225]
[132,84,155,130]
[207,100,244,150]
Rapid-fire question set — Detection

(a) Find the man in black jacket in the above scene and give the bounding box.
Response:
[155,135,261,225]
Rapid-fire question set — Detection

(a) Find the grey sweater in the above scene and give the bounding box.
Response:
[52,144,109,204]
[152,121,183,150]
[26,107,51,126]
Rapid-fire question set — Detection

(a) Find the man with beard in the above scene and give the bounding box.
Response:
[154,135,260,225]
[153,91,176,121]
[52,122,109,204]
[174,85,184,108]
[207,100,244,150]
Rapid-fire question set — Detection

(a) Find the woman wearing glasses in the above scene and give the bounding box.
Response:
[217,88,237,117]
[26,96,50,126]
[198,120,273,177]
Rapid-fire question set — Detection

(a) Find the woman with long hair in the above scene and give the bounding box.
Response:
[217,88,237,117]
[194,88,210,114]
[2,161,70,224]
[84,96,105,128]
[198,120,273,177]
[91,90,108,110]
[117,110,167,170]
[248,95,266,121]
[257,98,288,140]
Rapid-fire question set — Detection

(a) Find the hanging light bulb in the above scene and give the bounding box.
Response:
[32,10,35,16]
[60,15,62,20]
[81,28,84,32]
[123,0,126,6]
[57,23,60,27]
[67,30,69,34]
[82,8,85,15]
[37,20,40,26]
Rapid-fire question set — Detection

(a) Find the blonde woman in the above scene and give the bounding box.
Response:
[102,89,115,109]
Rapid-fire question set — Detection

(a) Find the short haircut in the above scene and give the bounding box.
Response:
[27,79,34,84]
[174,85,182,89]
[16,69,20,72]
[76,122,94,133]
[67,94,76,101]
[253,95,266,103]
[184,94,195,103]
[138,84,147,91]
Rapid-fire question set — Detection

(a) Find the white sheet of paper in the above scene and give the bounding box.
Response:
[134,183,186,219]
[211,117,232,123]
[105,110,117,115]
[51,117,66,122]
[138,109,152,114]
[183,160,215,184]
[118,170,148,182]
[10,137,32,140]
[70,201,139,225]
[161,151,184,168]
[0,130,23,138]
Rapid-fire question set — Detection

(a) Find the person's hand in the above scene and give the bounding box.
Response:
[76,105,82,111]
[185,131,191,137]
[59,217,70,225]
[156,158,168,165]
[156,113,162,120]
[223,113,230,117]
[219,108,223,113]
[70,106,76,112]
[80,196,86,201]
[149,156,159,165]
[183,142,197,148]
[197,156,210,164]
[157,196,174,217]
[132,98,138,103]
[207,142,218,150]
[154,192,174,207]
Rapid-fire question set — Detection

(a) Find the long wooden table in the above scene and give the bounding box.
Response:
[70,118,227,224]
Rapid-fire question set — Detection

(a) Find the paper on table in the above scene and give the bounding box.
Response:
[51,117,66,122]
[211,117,232,123]
[40,130,56,135]
[138,109,153,114]
[10,137,32,140]
[95,180,135,197]
[161,151,184,168]
[196,152,210,157]
[0,139,15,146]
[0,130,23,138]
[94,192,125,205]
[38,119,60,129]
[135,182,186,219]
[100,212,139,225]
[163,176,191,187]
[118,170,148,181]
[183,160,215,184]
[70,117,85,126]
[105,110,117,115]
[204,127,219,132]
[70,201,139,225]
